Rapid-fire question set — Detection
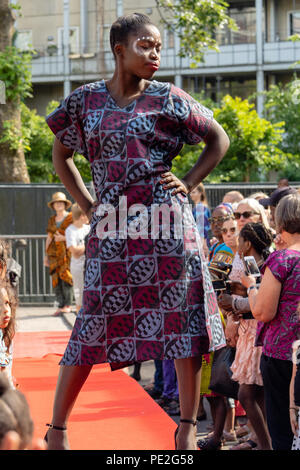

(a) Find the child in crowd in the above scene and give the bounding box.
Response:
[65,204,90,313]
[0,279,17,389]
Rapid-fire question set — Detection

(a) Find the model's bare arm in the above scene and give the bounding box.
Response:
[52,138,95,217]
[181,119,229,192]
[161,120,229,194]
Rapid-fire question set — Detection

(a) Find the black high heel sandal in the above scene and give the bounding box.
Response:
[174,419,197,450]
[44,423,67,443]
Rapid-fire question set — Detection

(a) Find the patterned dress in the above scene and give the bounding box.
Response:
[46,79,226,370]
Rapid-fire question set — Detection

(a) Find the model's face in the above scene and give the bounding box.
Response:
[120,25,162,78]
[221,218,238,249]
[0,287,11,329]
[234,203,260,231]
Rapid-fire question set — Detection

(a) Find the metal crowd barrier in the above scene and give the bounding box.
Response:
[1,235,55,305]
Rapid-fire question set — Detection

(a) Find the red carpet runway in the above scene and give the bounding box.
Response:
[12,332,176,450]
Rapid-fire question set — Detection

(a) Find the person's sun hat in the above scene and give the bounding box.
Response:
[47,192,72,209]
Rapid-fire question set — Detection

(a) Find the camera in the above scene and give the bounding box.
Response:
[208,261,232,294]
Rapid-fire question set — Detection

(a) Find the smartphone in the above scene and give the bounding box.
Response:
[243,255,261,277]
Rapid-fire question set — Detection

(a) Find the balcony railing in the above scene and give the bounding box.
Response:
[30,40,300,81]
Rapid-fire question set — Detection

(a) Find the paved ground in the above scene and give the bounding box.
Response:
[16,304,240,450]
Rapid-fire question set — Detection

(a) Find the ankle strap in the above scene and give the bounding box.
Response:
[180,419,197,426]
[46,423,67,431]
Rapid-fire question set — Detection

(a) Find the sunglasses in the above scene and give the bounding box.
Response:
[221,227,237,234]
[234,211,258,220]
[209,216,232,224]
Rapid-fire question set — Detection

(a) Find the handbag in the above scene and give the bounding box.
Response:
[208,346,239,399]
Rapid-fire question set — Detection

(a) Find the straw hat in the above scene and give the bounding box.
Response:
[48,192,72,209]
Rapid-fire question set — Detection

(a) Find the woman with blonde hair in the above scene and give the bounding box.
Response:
[233,198,270,231]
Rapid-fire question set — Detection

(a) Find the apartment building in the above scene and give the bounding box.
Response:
[14,0,300,115]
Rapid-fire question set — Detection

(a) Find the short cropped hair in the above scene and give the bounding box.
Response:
[222,190,244,204]
[110,13,154,56]
[275,194,300,234]
[71,203,84,221]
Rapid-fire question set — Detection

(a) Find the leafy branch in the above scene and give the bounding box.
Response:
[155,0,237,66]
[0,46,33,101]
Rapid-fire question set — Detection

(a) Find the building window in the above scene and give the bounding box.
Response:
[14,30,32,51]
[289,11,300,36]
[217,2,258,45]
[185,75,256,103]
[97,24,111,52]
[58,27,79,55]
[164,28,175,49]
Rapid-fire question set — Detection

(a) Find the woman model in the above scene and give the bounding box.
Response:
[45,13,229,450]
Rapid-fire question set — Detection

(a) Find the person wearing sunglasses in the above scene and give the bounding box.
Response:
[221,218,238,255]
[208,204,235,264]
[234,198,270,232]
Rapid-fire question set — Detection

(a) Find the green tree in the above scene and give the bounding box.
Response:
[155,0,237,66]
[1,99,92,183]
[172,95,285,182]
[23,101,91,182]
[0,0,31,182]
[263,78,300,180]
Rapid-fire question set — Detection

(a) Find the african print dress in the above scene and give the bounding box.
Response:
[46,79,226,370]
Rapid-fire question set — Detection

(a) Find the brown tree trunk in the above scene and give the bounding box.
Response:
[0,0,30,183]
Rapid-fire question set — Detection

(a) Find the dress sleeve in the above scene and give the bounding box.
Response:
[261,250,289,284]
[168,85,213,145]
[46,86,88,158]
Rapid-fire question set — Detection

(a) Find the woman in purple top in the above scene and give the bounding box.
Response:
[44,13,229,450]
[242,194,300,450]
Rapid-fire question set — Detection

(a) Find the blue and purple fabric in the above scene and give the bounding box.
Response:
[46,80,226,370]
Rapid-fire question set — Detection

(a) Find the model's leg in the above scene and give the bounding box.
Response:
[46,364,92,450]
[174,356,202,450]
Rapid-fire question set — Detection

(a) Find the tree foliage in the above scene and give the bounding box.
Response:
[155,0,237,66]
[263,78,300,181]
[0,46,32,101]
[0,0,31,182]
[172,95,285,182]
[22,101,91,183]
